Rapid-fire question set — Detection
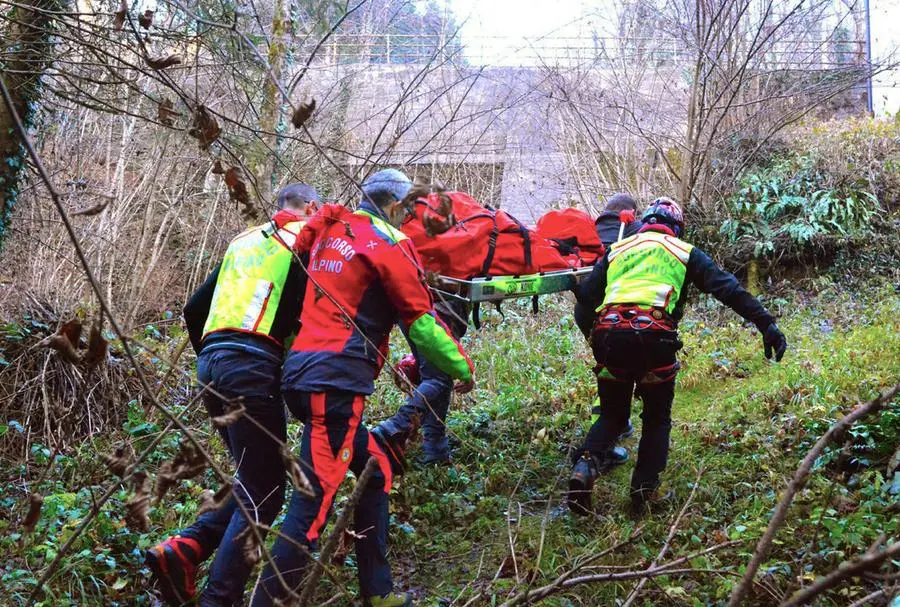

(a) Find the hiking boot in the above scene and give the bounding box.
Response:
[567,448,628,516]
[600,446,628,471]
[629,487,673,519]
[371,424,408,476]
[618,420,634,441]
[567,454,600,516]
[418,436,451,467]
[365,591,413,607]
[418,450,451,467]
[145,535,201,606]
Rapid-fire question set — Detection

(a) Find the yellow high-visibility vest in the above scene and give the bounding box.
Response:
[202,220,303,340]
[600,231,694,315]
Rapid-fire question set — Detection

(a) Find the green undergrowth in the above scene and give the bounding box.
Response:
[1,280,898,606]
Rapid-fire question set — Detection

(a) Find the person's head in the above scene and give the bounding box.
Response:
[276,183,319,213]
[360,169,413,227]
[604,193,638,213]
[642,197,685,237]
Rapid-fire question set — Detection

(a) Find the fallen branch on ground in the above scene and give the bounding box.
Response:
[728,383,900,607]
[497,539,740,606]
[779,541,900,607]
[622,465,706,607]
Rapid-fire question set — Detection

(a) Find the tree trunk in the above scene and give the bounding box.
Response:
[0,0,60,247]
[252,0,287,215]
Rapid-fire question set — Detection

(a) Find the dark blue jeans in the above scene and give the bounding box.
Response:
[180,347,287,607]
[386,302,468,460]
[251,391,393,605]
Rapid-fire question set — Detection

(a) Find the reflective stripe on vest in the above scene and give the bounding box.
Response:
[600,231,693,315]
[202,220,304,340]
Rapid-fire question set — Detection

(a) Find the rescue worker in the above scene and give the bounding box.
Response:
[568,197,786,517]
[145,183,319,606]
[374,287,471,465]
[251,169,474,607]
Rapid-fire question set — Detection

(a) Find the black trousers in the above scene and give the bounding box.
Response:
[582,329,681,494]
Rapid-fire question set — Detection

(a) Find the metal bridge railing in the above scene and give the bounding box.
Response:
[296,34,868,70]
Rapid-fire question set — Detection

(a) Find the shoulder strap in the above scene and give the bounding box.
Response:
[479,213,500,276]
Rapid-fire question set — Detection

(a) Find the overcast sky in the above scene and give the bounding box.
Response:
[446,0,899,115]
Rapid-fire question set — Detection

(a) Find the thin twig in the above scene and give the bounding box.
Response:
[728,384,900,607]
[780,541,900,607]
[622,464,706,607]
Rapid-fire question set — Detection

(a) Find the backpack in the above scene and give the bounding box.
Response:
[401,191,579,279]
[535,208,605,265]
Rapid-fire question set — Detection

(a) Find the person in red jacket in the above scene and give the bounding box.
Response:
[145,184,318,606]
[250,170,474,607]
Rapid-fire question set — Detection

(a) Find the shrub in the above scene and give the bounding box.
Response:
[719,115,898,262]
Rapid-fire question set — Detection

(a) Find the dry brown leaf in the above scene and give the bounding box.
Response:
[188,106,220,150]
[154,461,175,502]
[145,55,181,70]
[197,483,232,515]
[234,525,260,567]
[331,529,356,566]
[211,160,225,174]
[84,325,108,367]
[103,442,135,477]
[71,200,109,217]
[497,555,517,579]
[41,334,81,363]
[223,167,254,217]
[211,403,245,428]
[39,319,82,363]
[155,439,208,502]
[290,98,316,129]
[138,9,153,28]
[125,471,150,532]
[157,98,178,126]
[22,493,43,533]
[223,167,240,189]
[281,445,315,497]
[59,319,82,346]
[113,0,126,30]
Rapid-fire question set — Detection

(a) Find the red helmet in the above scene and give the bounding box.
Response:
[392,354,421,392]
[642,197,684,236]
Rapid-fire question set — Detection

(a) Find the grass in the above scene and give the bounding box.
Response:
[1,279,898,606]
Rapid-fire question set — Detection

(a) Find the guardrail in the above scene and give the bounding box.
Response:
[296,33,867,69]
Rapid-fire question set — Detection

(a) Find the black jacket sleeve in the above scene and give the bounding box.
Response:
[685,248,775,331]
[573,253,609,333]
[183,264,221,354]
[270,255,307,347]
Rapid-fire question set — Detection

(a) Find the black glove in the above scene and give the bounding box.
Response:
[762,323,786,362]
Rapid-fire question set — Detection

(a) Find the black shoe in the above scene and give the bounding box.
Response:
[372,424,407,476]
[597,446,628,472]
[618,421,634,441]
[629,486,672,519]
[567,454,599,516]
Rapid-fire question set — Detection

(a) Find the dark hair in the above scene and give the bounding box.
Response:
[604,193,637,212]
[277,183,319,209]
[363,190,398,209]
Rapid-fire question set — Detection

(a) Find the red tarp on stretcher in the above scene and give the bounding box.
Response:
[400,191,601,279]
[534,208,605,265]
